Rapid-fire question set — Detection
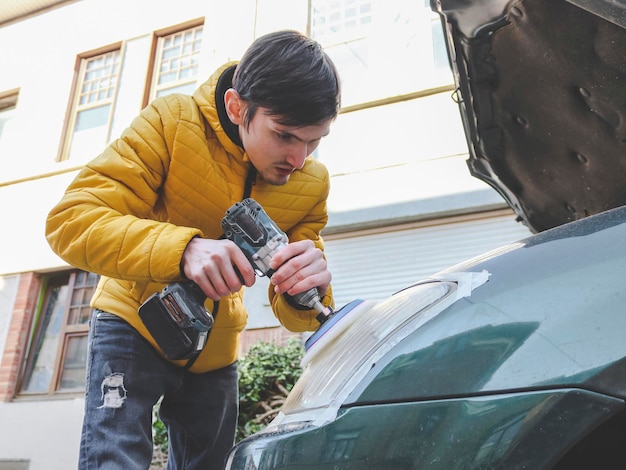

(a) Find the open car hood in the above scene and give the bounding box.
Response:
[431,0,626,233]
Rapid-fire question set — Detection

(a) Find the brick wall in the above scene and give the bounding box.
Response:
[0,273,40,402]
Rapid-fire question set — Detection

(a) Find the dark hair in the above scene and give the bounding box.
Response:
[232,30,341,128]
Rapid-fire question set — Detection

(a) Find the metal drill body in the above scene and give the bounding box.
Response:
[222,198,332,322]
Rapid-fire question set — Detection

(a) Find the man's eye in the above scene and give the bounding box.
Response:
[277,133,292,141]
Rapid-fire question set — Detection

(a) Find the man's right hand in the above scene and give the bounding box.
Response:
[181,238,256,301]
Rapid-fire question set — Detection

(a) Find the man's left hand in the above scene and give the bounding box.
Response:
[268,239,331,298]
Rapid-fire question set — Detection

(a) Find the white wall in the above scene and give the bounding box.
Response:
[0,399,84,468]
[0,0,499,277]
[0,0,312,279]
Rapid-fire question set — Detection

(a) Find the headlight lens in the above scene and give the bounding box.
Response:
[274,279,458,426]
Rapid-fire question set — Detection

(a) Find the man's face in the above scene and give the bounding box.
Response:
[240,108,332,186]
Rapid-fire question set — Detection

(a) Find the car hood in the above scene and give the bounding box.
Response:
[431,0,626,233]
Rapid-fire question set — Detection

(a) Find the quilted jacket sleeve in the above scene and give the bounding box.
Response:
[46,96,203,283]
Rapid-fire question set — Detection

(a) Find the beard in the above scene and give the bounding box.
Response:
[257,166,292,186]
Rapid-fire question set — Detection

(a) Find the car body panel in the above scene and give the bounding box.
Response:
[227,389,623,469]
[433,0,626,232]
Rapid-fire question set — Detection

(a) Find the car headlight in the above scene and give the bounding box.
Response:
[271,271,491,428]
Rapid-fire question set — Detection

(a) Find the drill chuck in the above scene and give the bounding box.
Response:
[293,289,333,323]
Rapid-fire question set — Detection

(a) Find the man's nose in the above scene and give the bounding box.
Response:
[286,143,308,169]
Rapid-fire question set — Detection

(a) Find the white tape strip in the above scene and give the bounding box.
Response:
[432,269,491,300]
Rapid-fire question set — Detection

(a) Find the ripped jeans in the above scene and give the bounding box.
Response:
[79,310,238,470]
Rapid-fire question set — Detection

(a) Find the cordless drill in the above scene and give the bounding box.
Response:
[222,198,333,324]
[139,198,333,359]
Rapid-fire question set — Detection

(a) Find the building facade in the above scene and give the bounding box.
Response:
[0,0,531,467]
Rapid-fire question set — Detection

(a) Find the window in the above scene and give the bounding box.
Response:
[0,90,19,158]
[310,0,452,107]
[61,49,121,162]
[20,270,98,395]
[150,24,203,99]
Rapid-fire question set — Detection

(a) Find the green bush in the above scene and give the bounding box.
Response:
[237,337,304,441]
[151,400,168,469]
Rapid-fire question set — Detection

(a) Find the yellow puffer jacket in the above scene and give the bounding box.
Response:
[46,62,333,373]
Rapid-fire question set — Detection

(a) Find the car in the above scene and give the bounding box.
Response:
[226,205,626,469]
[225,0,626,468]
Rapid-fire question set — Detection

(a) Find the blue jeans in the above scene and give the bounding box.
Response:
[79,310,238,470]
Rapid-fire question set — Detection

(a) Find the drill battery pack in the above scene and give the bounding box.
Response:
[138,281,214,360]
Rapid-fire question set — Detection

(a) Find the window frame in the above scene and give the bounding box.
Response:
[17,270,97,398]
[57,43,123,162]
[0,88,19,112]
[143,19,204,106]
[0,88,19,152]
[309,0,453,108]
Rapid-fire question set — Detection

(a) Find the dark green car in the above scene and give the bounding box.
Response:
[226,0,626,468]
[227,206,626,469]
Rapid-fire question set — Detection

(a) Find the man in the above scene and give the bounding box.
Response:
[46,29,340,469]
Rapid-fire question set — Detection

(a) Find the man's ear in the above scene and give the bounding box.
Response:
[224,88,245,125]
